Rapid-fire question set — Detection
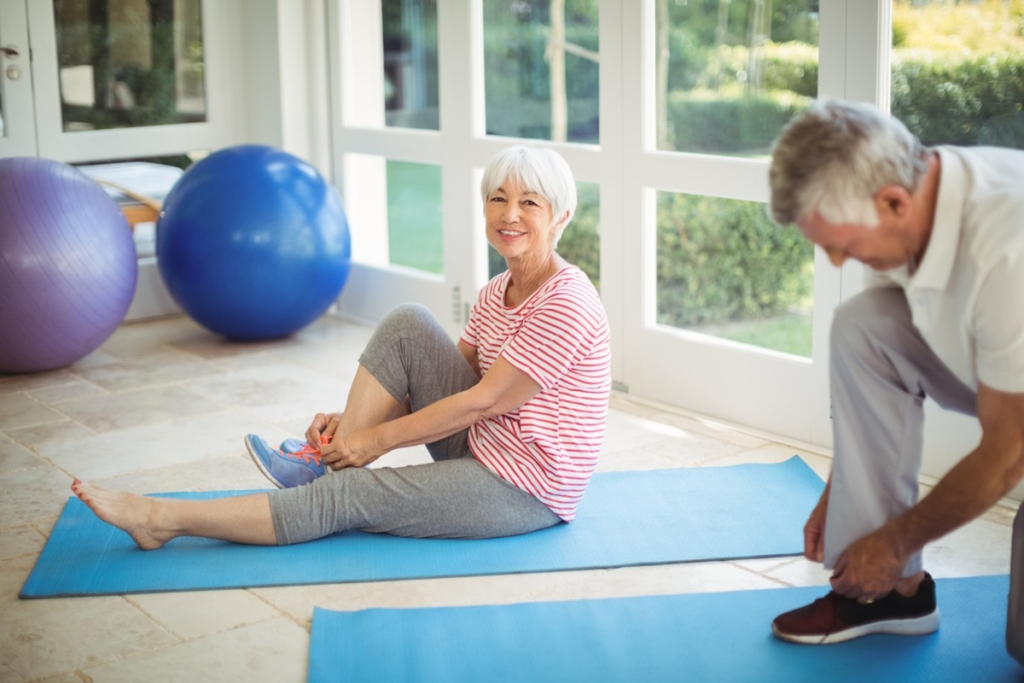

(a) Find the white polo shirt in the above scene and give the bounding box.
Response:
[867,146,1024,393]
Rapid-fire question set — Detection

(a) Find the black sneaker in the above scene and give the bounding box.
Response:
[771,572,940,644]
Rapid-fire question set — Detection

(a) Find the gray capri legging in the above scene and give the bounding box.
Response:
[267,303,562,544]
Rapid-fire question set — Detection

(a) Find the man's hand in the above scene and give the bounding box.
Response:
[829,527,908,601]
[803,481,830,563]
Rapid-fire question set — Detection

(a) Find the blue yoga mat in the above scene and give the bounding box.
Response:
[309,575,1018,683]
[21,457,823,598]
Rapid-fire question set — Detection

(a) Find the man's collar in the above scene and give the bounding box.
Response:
[907,147,963,292]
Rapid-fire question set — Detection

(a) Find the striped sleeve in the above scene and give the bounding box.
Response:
[500,281,606,390]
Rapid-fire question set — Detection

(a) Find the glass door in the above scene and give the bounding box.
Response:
[0,0,36,158]
[620,0,854,446]
[26,0,233,163]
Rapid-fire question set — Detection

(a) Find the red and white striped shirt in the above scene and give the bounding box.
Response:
[460,266,611,521]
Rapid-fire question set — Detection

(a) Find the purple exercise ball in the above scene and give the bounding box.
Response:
[0,157,137,374]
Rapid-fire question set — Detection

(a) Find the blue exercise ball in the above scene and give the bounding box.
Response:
[156,145,351,340]
[0,157,137,374]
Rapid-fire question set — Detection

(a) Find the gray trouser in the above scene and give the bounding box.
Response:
[825,288,976,575]
[829,288,1024,664]
[267,303,561,544]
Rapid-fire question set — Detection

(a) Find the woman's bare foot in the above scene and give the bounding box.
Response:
[71,480,176,550]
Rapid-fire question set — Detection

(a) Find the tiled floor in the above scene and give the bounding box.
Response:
[0,314,1015,682]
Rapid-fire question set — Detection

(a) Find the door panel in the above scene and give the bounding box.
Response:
[0,0,35,158]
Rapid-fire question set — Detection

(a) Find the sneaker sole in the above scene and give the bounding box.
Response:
[244,436,285,489]
[773,609,940,645]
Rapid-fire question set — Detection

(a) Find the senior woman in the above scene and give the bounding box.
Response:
[71,146,611,549]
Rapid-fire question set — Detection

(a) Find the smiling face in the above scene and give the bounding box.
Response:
[796,186,922,271]
[485,181,566,265]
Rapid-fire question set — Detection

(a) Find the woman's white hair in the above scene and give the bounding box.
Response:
[769,99,929,227]
[480,146,578,239]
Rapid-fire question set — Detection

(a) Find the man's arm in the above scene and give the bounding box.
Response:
[830,382,1024,600]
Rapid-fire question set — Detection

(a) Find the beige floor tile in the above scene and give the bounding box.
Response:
[185,364,349,425]
[68,351,225,392]
[650,411,771,450]
[924,517,1012,578]
[52,386,226,433]
[1,558,179,681]
[3,420,97,450]
[29,379,107,404]
[79,617,308,683]
[598,410,690,456]
[128,589,282,640]
[0,463,75,526]
[0,435,46,474]
[596,448,682,472]
[0,369,78,396]
[0,524,47,562]
[95,315,214,360]
[0,393,66,431]
[36,410,291,481]
[761,556,835,588]
[642,432,746,466]
[97,455,275,494]
[167,328,304,362]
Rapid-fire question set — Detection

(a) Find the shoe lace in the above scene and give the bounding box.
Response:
[286,434,332,467]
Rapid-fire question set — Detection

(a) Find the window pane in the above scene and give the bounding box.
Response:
[891,0,1024,150]
[388,160,443,274]
[656,192,813,357]
[54,0,206,132]
[482,0,599,143]
[655,0,819,156]
[488,180,600,289]
[383,0,439,130]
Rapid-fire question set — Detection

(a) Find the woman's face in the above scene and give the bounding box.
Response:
[485,181,564,266]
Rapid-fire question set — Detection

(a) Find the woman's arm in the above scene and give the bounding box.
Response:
[458,340,481,378]
[322,356,539,468]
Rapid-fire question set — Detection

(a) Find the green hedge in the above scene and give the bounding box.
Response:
[670,43,1024,153]
[891,51,1024,147]
[666,89,811,154]
[656,193,812,327]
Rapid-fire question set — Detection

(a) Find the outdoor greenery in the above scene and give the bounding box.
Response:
[656,193,812,328]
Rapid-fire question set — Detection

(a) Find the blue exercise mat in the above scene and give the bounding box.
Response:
[309,575,1018,683]
[21,457,823,598]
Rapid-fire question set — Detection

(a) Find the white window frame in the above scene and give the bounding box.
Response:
[26,0,237,163]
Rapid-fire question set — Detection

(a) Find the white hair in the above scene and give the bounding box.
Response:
[769,99,929,227]
[480,146,578,238]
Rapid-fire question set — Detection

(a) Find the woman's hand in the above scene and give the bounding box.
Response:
[305,412,341,448]
[319,430,383,470]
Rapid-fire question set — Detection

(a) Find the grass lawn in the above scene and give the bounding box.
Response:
[691,311,813,358]
[387,160,443,274]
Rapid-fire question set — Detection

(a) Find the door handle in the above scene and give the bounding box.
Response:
[1,45,20,59]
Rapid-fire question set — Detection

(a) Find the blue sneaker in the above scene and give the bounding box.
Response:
[279,438,307,454]
[244,434,326,488]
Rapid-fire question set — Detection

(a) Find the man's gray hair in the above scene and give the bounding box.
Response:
[480,146,578,236]
[769,99,929,226]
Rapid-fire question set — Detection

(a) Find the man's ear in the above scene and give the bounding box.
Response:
[874,185,912,220]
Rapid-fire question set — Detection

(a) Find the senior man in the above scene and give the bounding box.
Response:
[765,98,1024,656]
